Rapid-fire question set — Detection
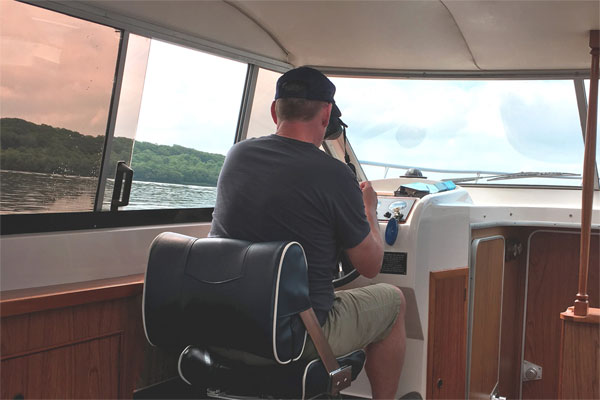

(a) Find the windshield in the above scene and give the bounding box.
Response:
[329,77,590,187]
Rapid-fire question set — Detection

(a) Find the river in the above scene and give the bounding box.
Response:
[0,170,217,214]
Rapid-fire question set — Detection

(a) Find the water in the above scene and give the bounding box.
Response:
[117,179,217,210]
[0,170,217,214]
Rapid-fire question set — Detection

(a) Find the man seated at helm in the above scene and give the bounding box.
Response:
[209,66,406,399]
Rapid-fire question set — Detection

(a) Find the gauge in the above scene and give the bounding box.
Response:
[388,200,408,212]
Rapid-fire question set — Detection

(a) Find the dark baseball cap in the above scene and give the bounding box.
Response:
[275,66,336,103]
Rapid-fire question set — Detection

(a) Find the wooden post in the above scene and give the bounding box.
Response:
[574,30,599,317]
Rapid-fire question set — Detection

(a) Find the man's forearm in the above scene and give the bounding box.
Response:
[365,207,384,269]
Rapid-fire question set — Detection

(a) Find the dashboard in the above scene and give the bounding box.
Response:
[377,196,417,223]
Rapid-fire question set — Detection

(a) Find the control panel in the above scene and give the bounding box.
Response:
[377,197,417,223]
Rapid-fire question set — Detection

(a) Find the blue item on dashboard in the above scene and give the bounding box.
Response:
[385,218,398,246]
[435,181,456,191]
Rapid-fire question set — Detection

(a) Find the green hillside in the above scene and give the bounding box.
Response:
[0,118,225,186]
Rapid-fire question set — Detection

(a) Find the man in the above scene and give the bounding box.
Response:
[210,66,406,399]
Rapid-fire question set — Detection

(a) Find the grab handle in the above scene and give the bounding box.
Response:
[111,161,133,211]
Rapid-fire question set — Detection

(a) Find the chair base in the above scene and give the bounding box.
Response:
[178,346,366,400]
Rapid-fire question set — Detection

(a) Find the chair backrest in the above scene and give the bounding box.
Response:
[143,232,311,364]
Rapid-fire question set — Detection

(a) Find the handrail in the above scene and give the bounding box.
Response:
[358,160,510,176]
[574,30,599,317]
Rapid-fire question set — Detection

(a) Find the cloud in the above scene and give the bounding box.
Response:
[500,84,584,162]
[331,77,585,180]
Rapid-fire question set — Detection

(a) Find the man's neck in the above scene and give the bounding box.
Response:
[275,121,323,147]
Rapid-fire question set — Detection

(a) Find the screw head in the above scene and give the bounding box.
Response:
[525,368,537,380]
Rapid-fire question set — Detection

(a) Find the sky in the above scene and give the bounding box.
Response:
[0,0,120,137]
[1,0,594,186]
[331,78,586,179]
[128,38,247,155]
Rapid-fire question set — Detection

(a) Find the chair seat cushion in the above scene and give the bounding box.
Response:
[178,346,366,399]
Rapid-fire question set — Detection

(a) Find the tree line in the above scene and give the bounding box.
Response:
[0,118,225,186]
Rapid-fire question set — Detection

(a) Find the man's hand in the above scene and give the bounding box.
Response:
[360,181,378,220]
[346,180,384,279]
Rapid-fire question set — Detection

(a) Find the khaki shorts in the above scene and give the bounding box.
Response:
[301,283,402,360]
[212,283,401,365]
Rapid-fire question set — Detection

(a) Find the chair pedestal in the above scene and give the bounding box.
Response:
[178,346,366,399]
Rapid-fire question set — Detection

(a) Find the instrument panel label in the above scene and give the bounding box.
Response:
[381,252,407,275]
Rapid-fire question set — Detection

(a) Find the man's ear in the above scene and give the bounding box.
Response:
[271,101,278,124]
[321,103,333,128]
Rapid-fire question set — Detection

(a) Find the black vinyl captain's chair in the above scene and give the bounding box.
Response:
[143,232,365,399]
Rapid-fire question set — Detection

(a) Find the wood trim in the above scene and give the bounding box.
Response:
[429,267,469,280]
[523,230,599,399]
[427,267,468,400]
[427,276,434,400]
[1,331,123,361]
[469,237,505,399]
[561,306,600,324]
[1,333,123,399]
[1,294,147,398]
[1,274,144,317]
[558,315,600,399]
[575,30,600,316]
[427,271,438,400]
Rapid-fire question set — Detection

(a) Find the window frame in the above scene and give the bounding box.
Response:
[1,1,266,233]
[0,208,214,235]
[94,31,129,212]
[324,72,595,190]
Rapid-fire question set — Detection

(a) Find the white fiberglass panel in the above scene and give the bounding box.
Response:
[0,223,211,291]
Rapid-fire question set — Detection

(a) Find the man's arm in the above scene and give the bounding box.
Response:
[345,181,384,279]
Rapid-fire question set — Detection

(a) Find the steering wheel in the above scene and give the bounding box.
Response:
[332,251,359,288]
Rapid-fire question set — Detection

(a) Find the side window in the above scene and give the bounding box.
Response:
[0,0,121,214]
[246,68,281,139]
[101,38,247,210]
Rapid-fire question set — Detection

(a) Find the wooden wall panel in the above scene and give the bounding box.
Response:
[469,237,504,400]
[1,299,124,357]
[558,318,600,399]
[427,268,468,400]
[1,277,151,399]
[2,335,121,399]
[523,231,600,399]
[473,227,532,400]
[498,230,529,399]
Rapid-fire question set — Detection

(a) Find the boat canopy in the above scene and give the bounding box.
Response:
[58,0,600,73]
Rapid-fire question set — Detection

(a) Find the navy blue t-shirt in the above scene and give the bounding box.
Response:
[209,134,370,324]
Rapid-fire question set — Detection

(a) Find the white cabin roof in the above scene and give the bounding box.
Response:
[70,0,599,72]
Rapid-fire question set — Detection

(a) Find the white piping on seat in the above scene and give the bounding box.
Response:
[272,241,307,364]
[294,329,308,362]
[178,345,194,386]
[293,243,309,362]
[142,232,169,347]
